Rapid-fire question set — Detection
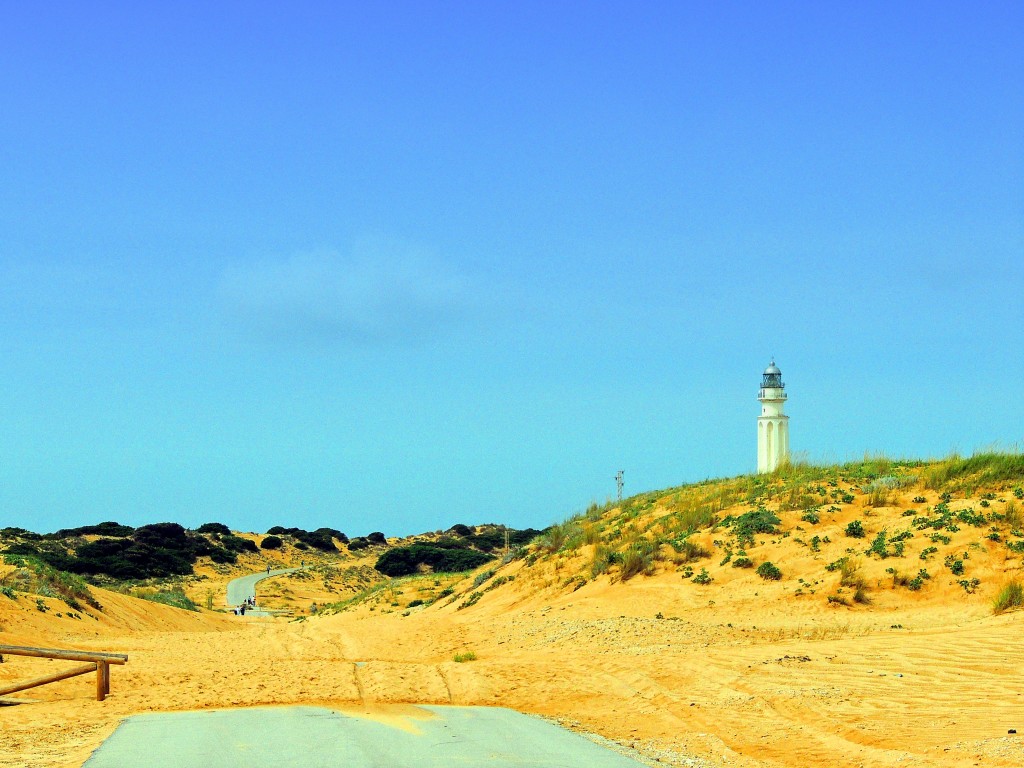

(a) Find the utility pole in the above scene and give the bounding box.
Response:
[615,470,624,502]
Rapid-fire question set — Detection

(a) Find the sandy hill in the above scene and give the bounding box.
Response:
[2,453,1024,768]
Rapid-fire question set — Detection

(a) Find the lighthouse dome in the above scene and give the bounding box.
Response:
[761,360,784,390]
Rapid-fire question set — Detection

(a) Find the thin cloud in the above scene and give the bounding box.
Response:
[219,241,476,345]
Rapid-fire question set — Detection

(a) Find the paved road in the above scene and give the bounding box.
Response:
[225,568,300,607]
[83,705,647,767]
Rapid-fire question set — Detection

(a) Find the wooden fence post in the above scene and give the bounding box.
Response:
[0,645,127,702]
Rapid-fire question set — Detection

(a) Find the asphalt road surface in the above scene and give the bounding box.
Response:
[83,705,648,767]
[225,568,299,607]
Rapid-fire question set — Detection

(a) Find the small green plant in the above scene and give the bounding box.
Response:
[912,496,926,504]
[36,598,49,612]
[866,530,889,558]
[827,594,850,605]
[457,591,483,610]
[407,599,424,608]
[957,578,981,594]
[993,580,1024,614]
[453,651,477,662]
[756,562,782,581]
[907,569,931,591]
[944,554,965,576]
[809,535,821,552]
[692,568,713,585]
[825,557,847,572]
[1,586,15,600]
[801,510,820,525]
[919,546,938,560]
[732,557,754,568]
[845,520,866,538]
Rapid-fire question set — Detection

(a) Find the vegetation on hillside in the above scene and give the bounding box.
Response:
[373,526,544,577]
[421,452,1024,616]
[1,522,261,581]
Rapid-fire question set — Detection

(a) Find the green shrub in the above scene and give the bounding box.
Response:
[732,557,753,568]
[907,569,930,591]
[845,520,866,538]
[196,522,231,536]
[375,544,495,577]
[866,530,889,558]
[261,535,284,550]
[756,562,782,581]
[723,509,781,546]
[692,568,712,585]
[453,651,477,662]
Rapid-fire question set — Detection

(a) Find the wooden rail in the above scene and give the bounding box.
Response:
[0,645,128,701]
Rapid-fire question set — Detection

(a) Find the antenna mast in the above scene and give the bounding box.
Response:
[615,470,624,502]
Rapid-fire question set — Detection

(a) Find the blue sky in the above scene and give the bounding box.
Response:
[0,2,1021,536]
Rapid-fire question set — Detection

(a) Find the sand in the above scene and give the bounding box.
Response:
[2,561,1023,768]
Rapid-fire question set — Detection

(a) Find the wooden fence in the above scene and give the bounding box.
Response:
[0,644,128,701]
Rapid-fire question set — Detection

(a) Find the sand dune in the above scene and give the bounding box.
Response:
[2,566,1023,768]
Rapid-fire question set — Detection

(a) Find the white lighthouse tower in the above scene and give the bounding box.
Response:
[757,360,789,473]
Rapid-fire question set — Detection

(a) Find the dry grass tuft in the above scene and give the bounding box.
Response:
[992,580,1024,615]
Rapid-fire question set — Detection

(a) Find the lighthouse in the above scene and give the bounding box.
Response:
[757,360,789,473]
